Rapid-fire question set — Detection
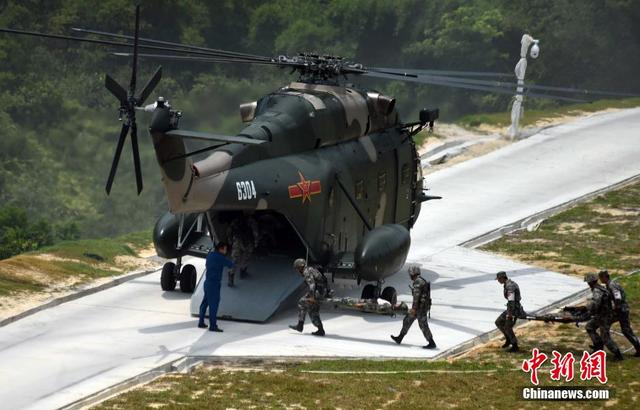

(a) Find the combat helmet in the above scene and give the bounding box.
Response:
[293,258,306,270]
[408,265,421,277]
[584,273,598,283]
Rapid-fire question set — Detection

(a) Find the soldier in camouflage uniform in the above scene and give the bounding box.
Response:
[289,258,327,336]
[226,217,254,287]
[584,273,624,360]
[495,271,525,352]
[599,270,640,357]
[391,266,436,349]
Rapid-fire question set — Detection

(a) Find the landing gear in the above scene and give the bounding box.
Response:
[161,262,177,291]
[180,264,197,293]
[380,286,398,305]
[159,212,213,293]
[160,256,197,293]
[360,281,397,304]
[361,284,377,300]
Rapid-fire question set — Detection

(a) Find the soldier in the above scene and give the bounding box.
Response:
[198,242,233,332]
[584,273,624,360]
[289,258,327,336]
[226,216,254,287]
[495,271,525,352]
[598,270,640,357]
[391,266,436,349]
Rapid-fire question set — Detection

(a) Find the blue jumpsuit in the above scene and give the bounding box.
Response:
[198,251,234,330]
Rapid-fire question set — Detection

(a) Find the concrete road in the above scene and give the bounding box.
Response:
[1,109,639,409]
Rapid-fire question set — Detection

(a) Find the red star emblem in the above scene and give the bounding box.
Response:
[288,172,321,203]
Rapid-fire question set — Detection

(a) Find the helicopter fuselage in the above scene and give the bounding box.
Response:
[151,82,423,282]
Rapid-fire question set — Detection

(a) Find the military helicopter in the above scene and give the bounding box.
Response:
[2,7,633,317]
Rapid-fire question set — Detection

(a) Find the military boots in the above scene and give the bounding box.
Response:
[391,334,404,344]
[289,321,304,332]
[423,340,437,349]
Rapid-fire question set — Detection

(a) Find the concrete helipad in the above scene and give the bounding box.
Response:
[1,108,639,409]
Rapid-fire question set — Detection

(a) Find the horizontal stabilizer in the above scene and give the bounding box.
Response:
[165,129,266,145]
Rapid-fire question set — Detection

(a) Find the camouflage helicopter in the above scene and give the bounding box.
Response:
[1,7,626,312]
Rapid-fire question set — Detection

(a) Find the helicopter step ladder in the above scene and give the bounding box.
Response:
[189,254,304,322]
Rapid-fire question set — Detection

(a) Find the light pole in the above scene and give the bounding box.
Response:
[508,34,540,139]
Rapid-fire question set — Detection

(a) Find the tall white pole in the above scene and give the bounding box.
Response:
[509,34,539,139]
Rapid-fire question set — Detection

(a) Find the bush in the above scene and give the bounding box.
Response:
[0,206,54,260]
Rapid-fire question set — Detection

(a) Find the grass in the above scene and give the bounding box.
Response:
[97,339,639,410]
[457,97,640,128]
[0,229,153,297]
[96,181,640,409]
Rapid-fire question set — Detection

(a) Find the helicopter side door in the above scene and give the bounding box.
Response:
[394,142,413,227]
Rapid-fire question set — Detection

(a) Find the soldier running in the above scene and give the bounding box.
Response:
[226,217,254,287]
[289,258,327,336]
[391,266,436,349]
[599,270,640,357]
[495,271,525,352]
[584,273,624,360]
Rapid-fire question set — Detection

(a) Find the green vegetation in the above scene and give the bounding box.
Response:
[0,229,152,297]
[483,180,640,274]
[458,97,640,128]
[1,0,639,250]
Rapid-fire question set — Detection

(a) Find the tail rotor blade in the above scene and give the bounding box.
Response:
[105,74,127,104]
[129,5,140,97]
[136,66,162,106]
[130,123,143,195]
[105,124,130,195]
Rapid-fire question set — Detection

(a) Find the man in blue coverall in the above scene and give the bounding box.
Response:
[198,242,234,332]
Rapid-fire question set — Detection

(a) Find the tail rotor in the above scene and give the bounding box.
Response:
[104,5,162,195]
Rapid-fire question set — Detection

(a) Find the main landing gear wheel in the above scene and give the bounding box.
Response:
[180,264,197,293]
[361,284,377,300]
[161,262,177,291]
[380,286,398,305]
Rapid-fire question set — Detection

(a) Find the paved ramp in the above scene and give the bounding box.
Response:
[1,109,639,409]
[189,255,303,322]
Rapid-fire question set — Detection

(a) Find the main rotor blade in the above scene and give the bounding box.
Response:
[113,52,290,67]
[136,66,162,106]
[363,71,589,103]
[105,124,130,195]
[105,74,128,104]
[371,67,514,78]
[72,27,271,62]
[130,122,143,195]
[130,5,140,97]
[371,68,640,98]
[165,130,267,145]
[0,27,245,60]
[522,82,640,98]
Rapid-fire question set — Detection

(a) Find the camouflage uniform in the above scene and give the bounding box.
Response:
[394,275,435,346]
[227,218,254,286]
[585,281,623,358]
[495,278,525,347]
[297,266,326,329]
[607,280,640,354]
